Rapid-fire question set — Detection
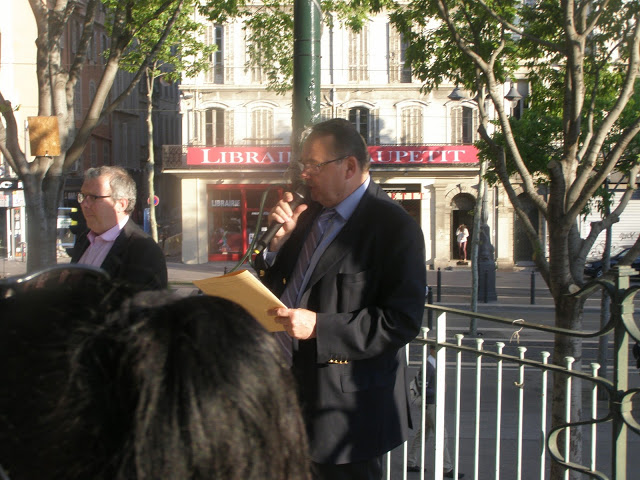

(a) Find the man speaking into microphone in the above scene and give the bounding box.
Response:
[255,118,426,480]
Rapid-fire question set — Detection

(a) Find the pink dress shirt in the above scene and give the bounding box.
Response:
[78,216,129,267]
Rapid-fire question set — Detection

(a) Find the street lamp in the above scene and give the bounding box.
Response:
[448,86,467,101]
[504,83,522,104]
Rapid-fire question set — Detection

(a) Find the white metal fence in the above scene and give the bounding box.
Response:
[384,276,640,480]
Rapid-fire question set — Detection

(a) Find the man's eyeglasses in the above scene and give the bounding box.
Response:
[300,155,349,175]
[77,193,111,204]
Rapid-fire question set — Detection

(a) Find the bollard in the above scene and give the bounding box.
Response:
[427,287,433,329]
[436,268,442,302]
[530,269,536,305]
[483,270,488,303]
[224,266,228,275]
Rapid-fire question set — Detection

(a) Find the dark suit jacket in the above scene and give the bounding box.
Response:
[71,219,168,291]
[257,181,426,464]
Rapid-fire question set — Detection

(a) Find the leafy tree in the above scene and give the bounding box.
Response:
[0,0,235,272]
[391,0,640,477]
[117,1,215,241]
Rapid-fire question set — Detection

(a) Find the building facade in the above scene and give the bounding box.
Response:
[0,1,181,260]
[162,9,526,268]
[0,1,36,260]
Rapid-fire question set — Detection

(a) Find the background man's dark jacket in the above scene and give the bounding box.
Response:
[257,181,426,464]
[71,218,167,291]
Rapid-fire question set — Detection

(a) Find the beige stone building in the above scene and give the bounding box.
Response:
[164,9,527,269]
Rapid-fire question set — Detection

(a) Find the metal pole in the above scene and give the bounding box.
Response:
[530,269,535,305]
[291,0,321,168]
[611,266,632,480]
[437,267,442,302]
[483,270,488,303]
[427,287,433,329]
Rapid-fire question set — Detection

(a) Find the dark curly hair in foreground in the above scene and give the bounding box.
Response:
[0,266,310,480]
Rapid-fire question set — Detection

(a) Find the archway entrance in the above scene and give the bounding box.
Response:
[514,193,539,263]
[451,193,475,261]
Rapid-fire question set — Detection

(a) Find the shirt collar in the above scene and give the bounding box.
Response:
[88,216,129,244]
[333,175,370,222]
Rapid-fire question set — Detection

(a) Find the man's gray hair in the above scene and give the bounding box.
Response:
[84,166,137,215]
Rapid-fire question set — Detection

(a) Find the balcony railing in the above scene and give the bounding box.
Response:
[385,266,640,479]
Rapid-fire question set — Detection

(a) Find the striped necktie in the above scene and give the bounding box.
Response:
[275,208,336,363]
[281,207,336,308]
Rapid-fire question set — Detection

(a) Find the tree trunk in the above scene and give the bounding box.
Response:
[550,292,584,479]
[24,166,64,272]
[145,69,158,242]
[469,160,487,335]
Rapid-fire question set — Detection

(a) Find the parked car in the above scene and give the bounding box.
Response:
[584,246,640,278]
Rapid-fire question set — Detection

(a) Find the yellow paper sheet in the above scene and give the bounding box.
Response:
[193,269,284,332]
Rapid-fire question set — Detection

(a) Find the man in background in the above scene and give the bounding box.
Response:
[71,166,167,290]
[257,118,426,480]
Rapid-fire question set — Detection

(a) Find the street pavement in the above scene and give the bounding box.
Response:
[2,257,639,478]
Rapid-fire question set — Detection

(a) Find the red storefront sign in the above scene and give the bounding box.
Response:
[388,192,423,200]
[186,145,478,165]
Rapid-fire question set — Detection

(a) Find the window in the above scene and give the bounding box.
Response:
[451,106,478,144]
[203,108,225,146]
[401,107,423,144]
[120,123,128,164]
[251,108,274,146]
[73,79,82,120]
[89,81,96,103]
[462,106,475,144]
[206,25,224,84]
[349,108,370,144]
[389,28,411,83]
[348,28,369,82]
[101,34,109,64]
[103,143,111,165]
[88,33,96,62]
[90,140,97,167]
[246,28,264,84]
[71,21,79,54]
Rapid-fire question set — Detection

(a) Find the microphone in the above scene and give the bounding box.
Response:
[253,185,308,255]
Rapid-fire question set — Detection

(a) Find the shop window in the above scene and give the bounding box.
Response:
[208,189,242,256]
[207,186,283,261]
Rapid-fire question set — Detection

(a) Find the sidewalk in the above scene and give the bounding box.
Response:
[0,257,617,302]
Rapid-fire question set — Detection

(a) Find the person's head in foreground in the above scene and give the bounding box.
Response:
[0,266,310,480]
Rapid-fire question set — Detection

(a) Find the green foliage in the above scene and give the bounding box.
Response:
[243,2,294,94]
[209,0,398,94]
[390,0,520,91]
[114,0,215,83]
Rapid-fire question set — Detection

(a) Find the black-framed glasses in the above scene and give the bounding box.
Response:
[300,155,349,175]
[77,192,111,204]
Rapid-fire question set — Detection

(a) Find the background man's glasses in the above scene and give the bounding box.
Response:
[300,155,349,175]
[77,193,111,203]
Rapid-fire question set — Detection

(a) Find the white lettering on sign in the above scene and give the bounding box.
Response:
[187,146,477,166]
[0,180,24,190]
[211,199,241,207]
[389,192,423,201]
